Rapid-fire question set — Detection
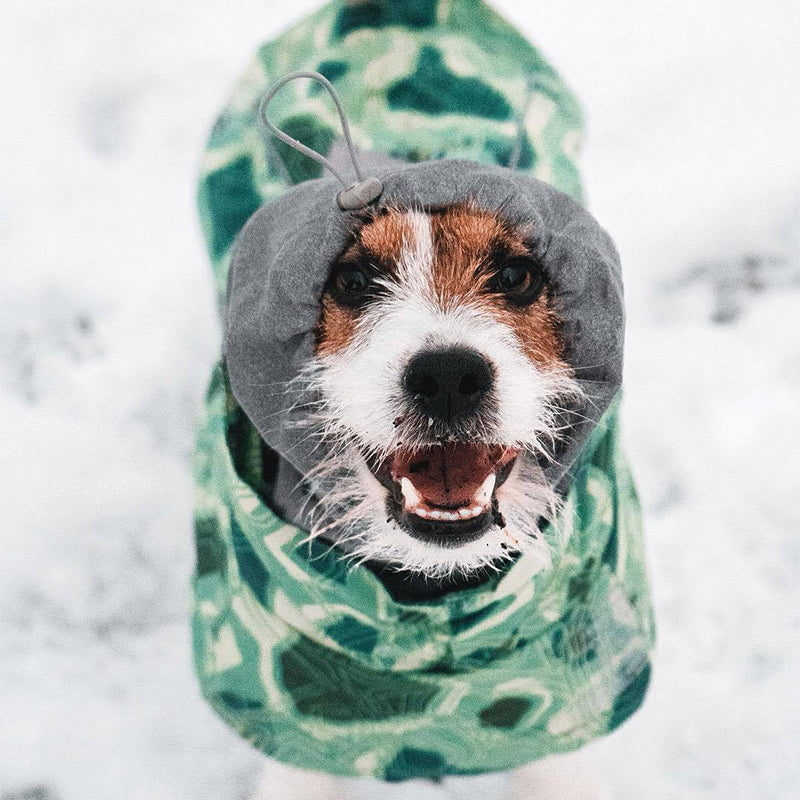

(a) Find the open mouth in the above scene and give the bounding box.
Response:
[369,443,520,546]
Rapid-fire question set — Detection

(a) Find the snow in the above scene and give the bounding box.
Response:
[1,0,798,798]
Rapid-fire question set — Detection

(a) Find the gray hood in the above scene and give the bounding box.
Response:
[224,158,624,530]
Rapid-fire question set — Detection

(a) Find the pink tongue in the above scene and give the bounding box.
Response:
[391,443,513,507]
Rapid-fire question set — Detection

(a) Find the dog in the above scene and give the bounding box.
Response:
[192,2,655,797]
[309,202,581,582]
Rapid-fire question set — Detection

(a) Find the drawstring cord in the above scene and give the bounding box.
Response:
[259,68,536,200]
[507,76,538,172]
[259,70,383,210]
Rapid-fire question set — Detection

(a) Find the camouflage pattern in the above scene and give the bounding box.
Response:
[192,0,654,781]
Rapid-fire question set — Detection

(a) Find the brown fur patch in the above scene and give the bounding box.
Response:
[316,206,568,375]
[428,206,527,300]
[315,294,360,357]
[315,209,411,356]
[429,205,567,372]
[492,291,567,371]
[357,209,414,268]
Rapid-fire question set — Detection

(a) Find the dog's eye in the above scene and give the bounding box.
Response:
[335,267,369,294]
[328,263,373,307]
[498,263,529,291]
[491,258,546,305]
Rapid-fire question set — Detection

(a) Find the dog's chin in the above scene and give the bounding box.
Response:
[389,502,495,548]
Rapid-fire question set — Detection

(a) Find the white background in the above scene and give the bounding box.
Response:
[1,1,798,798]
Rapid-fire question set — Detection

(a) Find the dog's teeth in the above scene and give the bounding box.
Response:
[400,477,423,509]
[410,503,488,522]
[476,473,496,504]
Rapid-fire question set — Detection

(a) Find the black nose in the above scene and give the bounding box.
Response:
[403,348,493,423]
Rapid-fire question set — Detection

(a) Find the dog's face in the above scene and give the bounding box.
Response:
[305,204,581,578]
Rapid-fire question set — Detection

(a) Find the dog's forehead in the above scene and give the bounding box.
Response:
[349,208,417,263]
[349,204,532,263]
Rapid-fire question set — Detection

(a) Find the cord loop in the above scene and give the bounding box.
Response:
[259,71,383,210]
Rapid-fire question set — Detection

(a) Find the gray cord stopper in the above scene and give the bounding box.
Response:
[337,176,384,210]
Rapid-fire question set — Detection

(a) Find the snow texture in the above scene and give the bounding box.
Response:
[1,1,798,798]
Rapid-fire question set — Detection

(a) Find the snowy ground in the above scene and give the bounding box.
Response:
[1,1,799,798]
